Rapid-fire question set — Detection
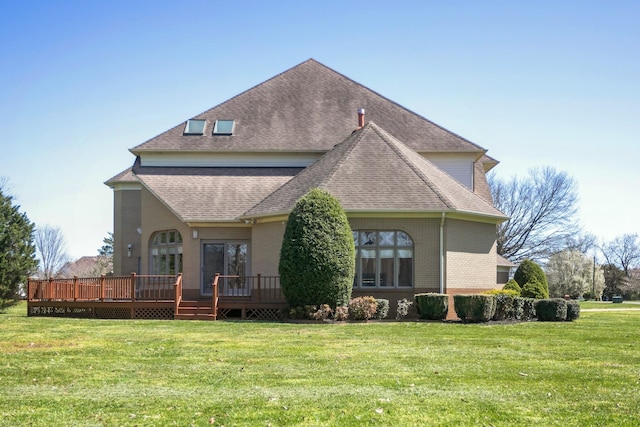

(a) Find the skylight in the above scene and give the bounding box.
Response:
[184,119,206,135]
[213,120,235,135]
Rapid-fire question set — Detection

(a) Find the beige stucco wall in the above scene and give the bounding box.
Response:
[112,188,141,276]
[445,218,498,291]
[251,221,287,276]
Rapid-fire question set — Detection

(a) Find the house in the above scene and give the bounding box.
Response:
[105,59,508,313]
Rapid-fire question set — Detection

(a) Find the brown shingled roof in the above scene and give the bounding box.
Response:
[133,166,303,222]
[130,59,486,155]
[243,122,506,221]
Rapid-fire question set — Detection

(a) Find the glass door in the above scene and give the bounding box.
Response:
[201,242,249,296]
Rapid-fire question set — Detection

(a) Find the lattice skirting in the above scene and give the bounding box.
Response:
[28,305,94,318]
[28,304,174,320]
[134,307,174,320]
[246,308,285,321]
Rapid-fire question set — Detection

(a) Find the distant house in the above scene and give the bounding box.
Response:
[105,59,508,308]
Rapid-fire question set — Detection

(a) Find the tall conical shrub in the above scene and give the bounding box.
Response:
[278,188,355,308]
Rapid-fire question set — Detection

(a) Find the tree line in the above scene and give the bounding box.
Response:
[0,178,113,307]
[491,167,640,300]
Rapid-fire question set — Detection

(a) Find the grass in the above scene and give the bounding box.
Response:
[1,302,639,426]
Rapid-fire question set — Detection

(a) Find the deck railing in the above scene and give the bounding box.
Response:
[28,273,180,302]
[214,274,284,302]
[208,273,284,319]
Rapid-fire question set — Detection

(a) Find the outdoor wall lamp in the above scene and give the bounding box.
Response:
[127,244,132,258]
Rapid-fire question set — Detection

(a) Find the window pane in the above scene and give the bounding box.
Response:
[379,231,394,246]
[398,249,413,287]
[360,249,376,286]
[352,231,359,246]
[397,231,413,246]
[202,244,224,294]
[214,120,234,135]
[185,119,206,134]
[361,231,377,246]
[379,249,394,287]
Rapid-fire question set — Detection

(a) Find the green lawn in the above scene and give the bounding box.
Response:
[1,302,639,426]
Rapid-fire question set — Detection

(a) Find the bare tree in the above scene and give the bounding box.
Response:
[601,234,640,275]
[34,225,69,279]
[490,167,580,263]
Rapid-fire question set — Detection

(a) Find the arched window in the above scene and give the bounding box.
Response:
[150,230,183,275]
[353,230,413,288]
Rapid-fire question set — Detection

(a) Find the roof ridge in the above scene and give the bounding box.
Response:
[368,122,456,209]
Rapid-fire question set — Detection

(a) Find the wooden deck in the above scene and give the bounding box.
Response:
[27,274,287,320]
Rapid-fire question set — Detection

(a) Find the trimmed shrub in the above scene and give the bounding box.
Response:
[453,295,496,323]
[414,293,449,320]
[279,188,355,308]
[502,279,522,295]
[566,300,580,321]
[396,298,414,320]
[513,297,537,321]
[492,294,516,321]
[348,296,378,320]
[521,280,548,299]
[535,298,568,321]
[374,299,389,320]
[514,260,549,298]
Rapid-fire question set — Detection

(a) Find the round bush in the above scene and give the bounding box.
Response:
[514,260,549,298]
[415,293,448,320]
[278,188,355,308]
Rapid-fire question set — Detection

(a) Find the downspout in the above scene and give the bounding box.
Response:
[440,212,446,294]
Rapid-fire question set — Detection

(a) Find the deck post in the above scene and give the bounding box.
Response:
[130,273,137,302]
[256,274,262,302]
[212,273,219,320]
[100,275,106,301]
[48,277,53,300]
[73,276,78,301]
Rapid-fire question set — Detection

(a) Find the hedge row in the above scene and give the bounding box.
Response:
[450,294,580,323]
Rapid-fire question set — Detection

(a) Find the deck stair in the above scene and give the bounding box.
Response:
[174,300,216,320]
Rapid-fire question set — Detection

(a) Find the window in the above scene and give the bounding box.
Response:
[213,119,235,135]
[184,119,206,135]
[150,230,183,275]
[353,230,413,288]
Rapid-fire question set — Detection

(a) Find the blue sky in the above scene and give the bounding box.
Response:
[1,0,638,259]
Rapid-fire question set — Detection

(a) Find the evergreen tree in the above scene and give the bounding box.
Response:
[0,188,38,306]
[514,259,549,299]
[279,188,355,308]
